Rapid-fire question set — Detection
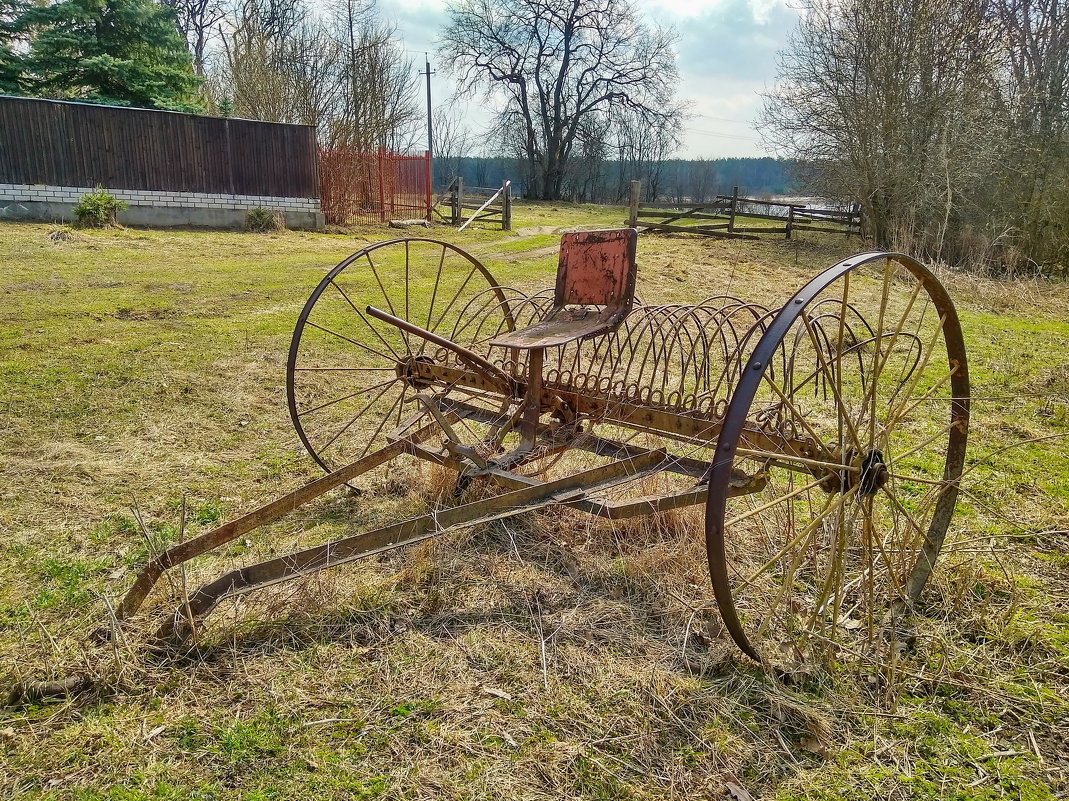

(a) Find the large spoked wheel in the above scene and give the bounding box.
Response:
[287,238,516,473]
[706,252,970,664]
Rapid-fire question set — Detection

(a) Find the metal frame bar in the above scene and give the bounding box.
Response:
[156,450,667,642]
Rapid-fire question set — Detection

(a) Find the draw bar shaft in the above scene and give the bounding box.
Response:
[115,424,437,622]
[158,448,667,641]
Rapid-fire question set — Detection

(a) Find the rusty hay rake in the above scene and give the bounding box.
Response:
[109,230,969,663]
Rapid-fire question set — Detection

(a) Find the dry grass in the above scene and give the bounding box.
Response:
[0,209,1066,799]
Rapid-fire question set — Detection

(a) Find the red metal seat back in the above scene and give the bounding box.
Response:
[554,229,638,313]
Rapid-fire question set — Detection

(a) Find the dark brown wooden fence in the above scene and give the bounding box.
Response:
[0,96,319,198]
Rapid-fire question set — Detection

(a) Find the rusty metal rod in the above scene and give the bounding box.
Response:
[157,449,667,641]
[114,424,438,623]
[365,305,515,394]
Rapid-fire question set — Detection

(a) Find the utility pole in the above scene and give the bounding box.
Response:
[419,54,434,161]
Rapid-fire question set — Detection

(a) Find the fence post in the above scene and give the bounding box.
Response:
[728,186,738,233]
[627,180,641,226]
[376,147,386,223]
[224,119,235,196]
[502,180,512,231]
[786,204,794,240]
[424,151,432,221]
[455,177,464,226]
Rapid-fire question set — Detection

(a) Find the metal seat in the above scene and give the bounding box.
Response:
[490,228,638,350]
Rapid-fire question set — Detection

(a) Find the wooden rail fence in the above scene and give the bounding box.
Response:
[434,178,512,230]
[626,181,861,240]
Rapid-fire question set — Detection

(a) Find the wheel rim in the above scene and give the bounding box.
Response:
[286,238,516,474]
[706,252,970,664]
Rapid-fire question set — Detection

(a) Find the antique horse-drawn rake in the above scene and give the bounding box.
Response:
[110,230,969,663]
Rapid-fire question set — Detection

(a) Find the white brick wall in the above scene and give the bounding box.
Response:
[0,183,320,213]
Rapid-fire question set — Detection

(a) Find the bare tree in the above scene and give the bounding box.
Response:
[327,3,420,151]
[565,113,611,202]
[207,0,419,152]
[162,0,225,75]
[431,103,472,188]
[688,158,716,203]
[991,0,1069,268]
[439,0,681,200]
[210,0,341,125]
[613,106,682,202]
[760,0,1001,255]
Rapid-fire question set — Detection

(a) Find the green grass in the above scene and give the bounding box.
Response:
[0,206,1066,799]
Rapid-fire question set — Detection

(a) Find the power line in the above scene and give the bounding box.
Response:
[691,112,753,125]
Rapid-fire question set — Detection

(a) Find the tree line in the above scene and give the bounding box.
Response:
[7,0,1063,273]
[763,0,1069,273]
[437,157,794,203]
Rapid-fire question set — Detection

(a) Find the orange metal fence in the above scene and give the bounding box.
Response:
[318,148,431,226]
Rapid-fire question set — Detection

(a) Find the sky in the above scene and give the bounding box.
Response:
[375,0,801,159]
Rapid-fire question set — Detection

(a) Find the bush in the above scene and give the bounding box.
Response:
[244,207,286,233]
[72,186,127,228]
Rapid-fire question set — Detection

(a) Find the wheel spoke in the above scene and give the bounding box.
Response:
[297,377,398,417]
[725,478,826,527]
[800,312,864,453]
[305,320,394,362]
[293,367,397,372]
[885,361,961,429]
[316,380,399,454]
[880,313,948,427]
[430,264,479,333]
[737,487,857,590]
[735,446,857,474]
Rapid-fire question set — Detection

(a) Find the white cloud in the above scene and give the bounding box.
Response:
[645,0,791,23]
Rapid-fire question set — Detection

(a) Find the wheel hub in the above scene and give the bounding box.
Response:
[396,355,436,388]
[857,449,888,495]
[818,447,889,495]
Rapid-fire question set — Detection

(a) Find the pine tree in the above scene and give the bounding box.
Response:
[19,0,201,110]
[0,0,28,94]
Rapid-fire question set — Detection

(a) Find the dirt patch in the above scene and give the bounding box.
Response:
[111,306,178,321]
[515,223,618,236]
[496,243,561,262]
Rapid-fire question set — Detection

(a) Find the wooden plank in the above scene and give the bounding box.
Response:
[791,225,860,235]
[638,200,727,210]
[640,221,760,240]
[0,96,318,198]
[727,209,795,223]
[730,225,789,234]
[794,212,859,224]
[640,218,730,229]
[636,209,729,221]
[716,194,800,210]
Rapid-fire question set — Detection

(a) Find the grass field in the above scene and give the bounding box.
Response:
[1,204,1067,800]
